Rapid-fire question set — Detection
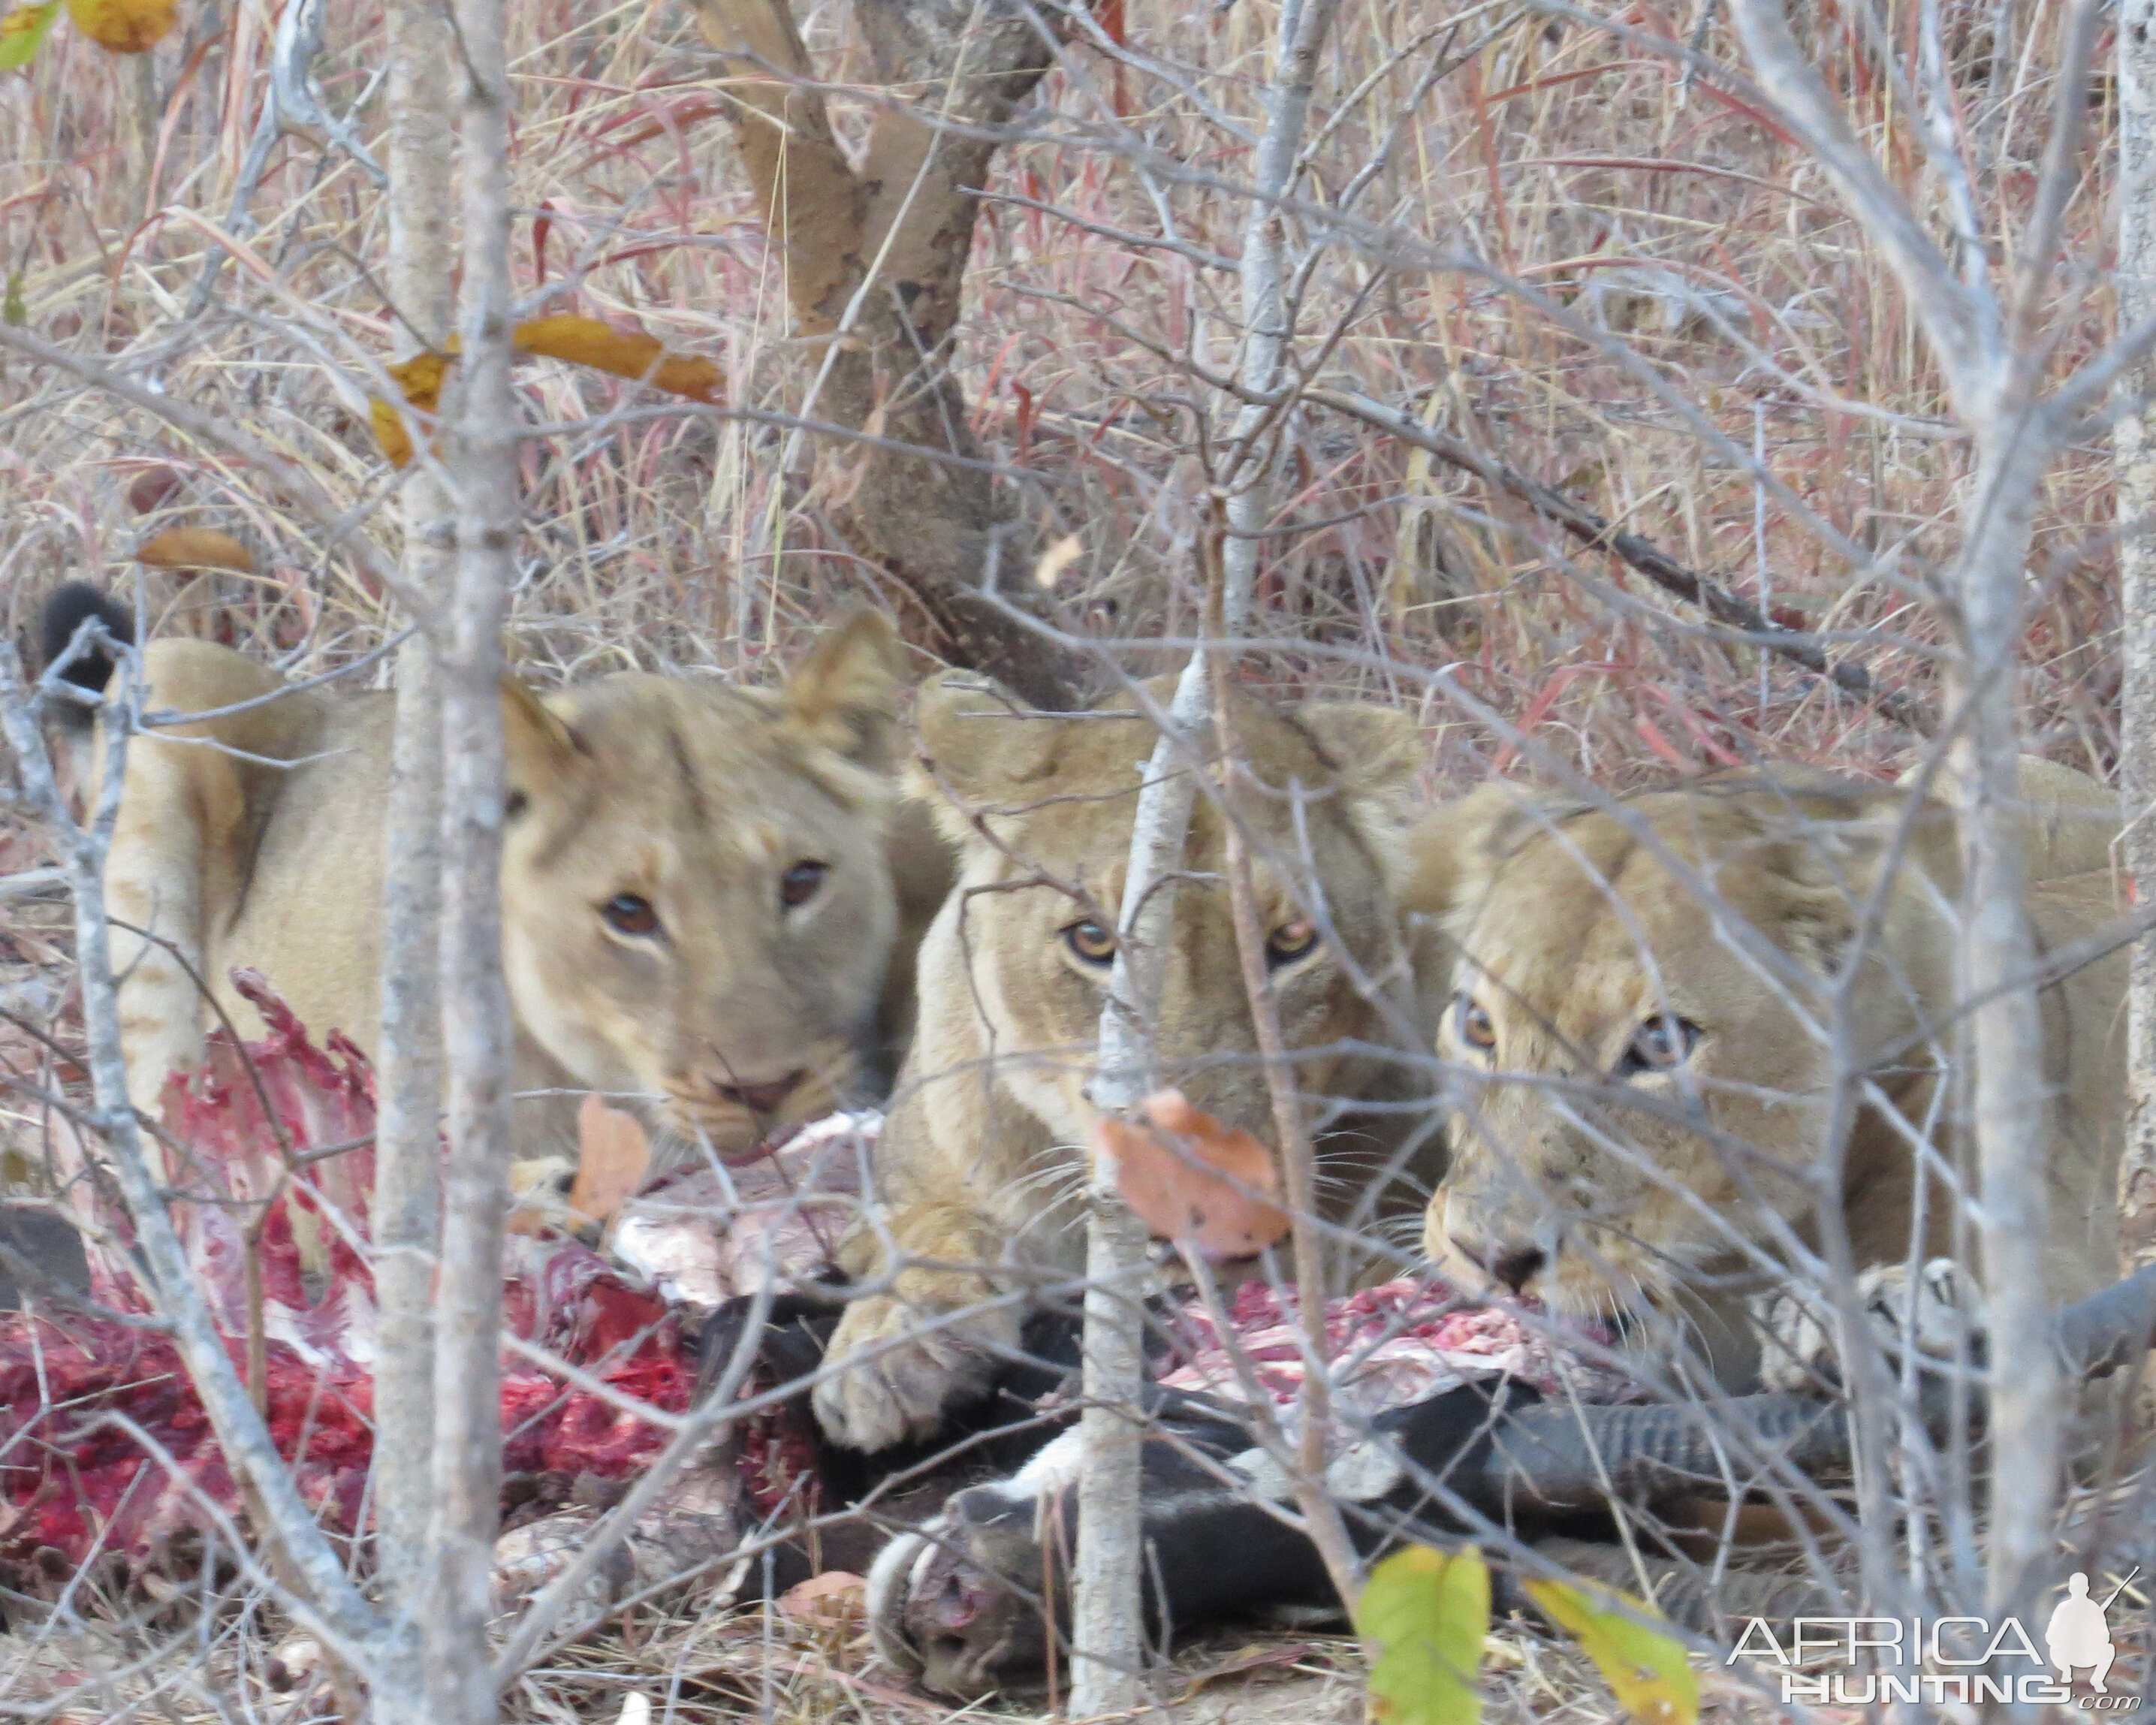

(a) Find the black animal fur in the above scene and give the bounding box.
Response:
[38,582,133,705]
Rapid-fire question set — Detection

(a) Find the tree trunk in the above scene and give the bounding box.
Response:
[689,0,1081,706]
[1949,424,2058,1624]
[2118,0,2156,1261]
[1072,650,1213,1715]
[422,0,519,1714]
[371,0,456,1679]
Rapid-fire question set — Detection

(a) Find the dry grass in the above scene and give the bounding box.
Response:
[0,0,2120,779]
[0,0,2127,1714]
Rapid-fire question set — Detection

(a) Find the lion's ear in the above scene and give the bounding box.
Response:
[1296,702,1424,823]
[1398,782,1533,927]
[911,671,1058,810]
[500,675,588,798]
[781,609,908,768]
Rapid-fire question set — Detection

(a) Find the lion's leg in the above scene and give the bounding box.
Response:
[1754,1258,1980,1393]
[813,1199,1024,1453]
[104,740,214,1122]
[101,643,291,1123]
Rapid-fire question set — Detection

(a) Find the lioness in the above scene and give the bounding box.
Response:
[812,671,1448,1452]
[39,584,931,1170]
[1415,760,2124,1389]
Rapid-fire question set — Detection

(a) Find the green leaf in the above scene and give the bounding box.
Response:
[2,271,22,327]
[0,1,61,70]
[1524,1577,1699,1725]
[1354,1543,1489,1725]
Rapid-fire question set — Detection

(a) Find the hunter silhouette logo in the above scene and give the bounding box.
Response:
[2049,1571,2133,1693]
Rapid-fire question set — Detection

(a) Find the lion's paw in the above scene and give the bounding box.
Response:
[1756,1259,1981,1393]
[812,1293,1014,1453]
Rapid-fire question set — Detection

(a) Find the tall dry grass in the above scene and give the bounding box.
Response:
[0,0,2119,790]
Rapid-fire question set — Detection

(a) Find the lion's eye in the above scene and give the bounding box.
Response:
[1064,919,1117,965]
[602,893,660,936]
[1455,996,1497,1053]
[779,860,828,909]
[1266,918,1318,966]
[1618,1015,1699,1075]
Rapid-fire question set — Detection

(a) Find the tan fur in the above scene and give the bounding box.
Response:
[1410,758,2125,1388]
[90,615,932,1175]
[813,671,1449,1452]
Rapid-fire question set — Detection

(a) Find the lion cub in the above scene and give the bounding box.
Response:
[40,585,927,1173]
[1412,759,2124,1389]
[812,671,1449,1453]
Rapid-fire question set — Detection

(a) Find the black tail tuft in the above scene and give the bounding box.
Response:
[38,582,135,697]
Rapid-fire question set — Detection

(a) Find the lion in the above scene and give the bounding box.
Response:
[810,670,1449,1453]
[1411,758,2125,1389]
[38,583,938,1180]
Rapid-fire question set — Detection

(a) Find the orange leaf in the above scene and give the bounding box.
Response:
[777,1571,865,1624]
[65,0,173,53]
[511,314,724,403]
[137,526,253,576]
[1098,1089,1289,1260]
[570,1093,652,1229]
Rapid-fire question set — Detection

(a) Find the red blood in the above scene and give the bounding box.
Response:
[3,976,694,1584]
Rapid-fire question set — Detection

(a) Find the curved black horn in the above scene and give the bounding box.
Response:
[1529,1537,1835,1631]
[2056,1262,2156,1378]
[1487,1265,2156,1509]
[1481,1392,1846,1511]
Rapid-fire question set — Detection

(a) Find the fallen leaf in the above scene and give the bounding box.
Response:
[1355,1543,1488,1725]
[777,1570,864,1624]
[0,2,62,71]
[570,1093,651,1229]
[137,526,254,576]
[512,314,725,403]
[127,464,183,514]
[1524,1577,1698,1725]
[1098,1089,1289,1260]
[64,0,173,53]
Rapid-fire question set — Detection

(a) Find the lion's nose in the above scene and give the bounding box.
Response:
[715,1069,809,1114]
[1451,1234,1547,1295]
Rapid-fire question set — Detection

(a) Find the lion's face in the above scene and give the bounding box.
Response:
[499,616,905,1162]
[1424,778,1943,1330]
[910,674,1426,1187]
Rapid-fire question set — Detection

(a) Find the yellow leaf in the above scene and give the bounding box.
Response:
[137,526,254,576]
[511,314,724,403]
[0,2,62,71]
[366,319,720,467]
[369,350,451,469]
[388,349,451,413]
[368,400,413,469]
[1524,1578,1698,1725]
[65,0,173,53]
[1354,1545,1488,1725]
